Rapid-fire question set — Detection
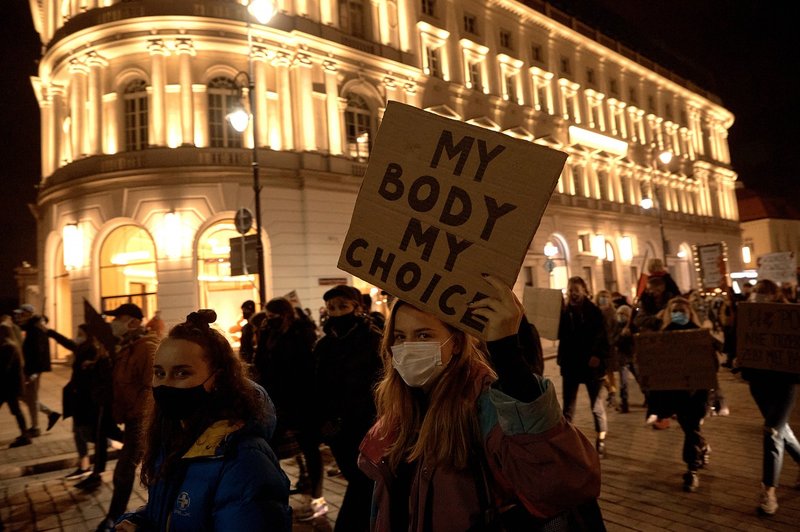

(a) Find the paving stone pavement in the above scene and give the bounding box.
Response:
[1,348,799,531]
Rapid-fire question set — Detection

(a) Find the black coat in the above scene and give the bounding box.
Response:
[21,317,52,375]
[557,299,609,380]
[0,342,25,400]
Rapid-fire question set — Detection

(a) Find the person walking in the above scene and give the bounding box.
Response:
[239,300,257,365]
[14,304,60,437]
[1,322,31,447]
[359,275,603,530]
[78,303,159,532]
[557,277,610,457]
[313,285,383,531]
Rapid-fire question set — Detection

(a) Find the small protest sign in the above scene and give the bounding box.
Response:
[757,251,797,286]
[736,302,800,374]
[284,290,303,309]
[522,287,563,340]
[337,102,567,338]
[693,242,727,293]
[83,298,117,356]
[633,329,718,390]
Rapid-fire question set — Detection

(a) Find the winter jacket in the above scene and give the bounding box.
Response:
[111,328,159,423]
[118,414,291,532]
[21,316,51,375]
[358,361,601,531]
[0,341,25,401]
[314,315,383,438]
[48,329,103,426]
[557,299,609,380]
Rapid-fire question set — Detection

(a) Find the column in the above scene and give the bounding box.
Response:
[148,39,168,146]
[320,0,335,25]
[274,52,294,150]
[252,46,270,148]
[68,59,88,158]
[370,0,381,42]
[176,38,196,146]
[293,53,316,150]
[323,61,342,155]
[40,88,53,178]
[49,84,65,172]
[86,53,106,155]
[377,0,390,45]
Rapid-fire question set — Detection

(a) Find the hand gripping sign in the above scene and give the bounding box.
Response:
[337,102,567,338]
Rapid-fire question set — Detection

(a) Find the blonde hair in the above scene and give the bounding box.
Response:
[374,301,495,472]
[660,296,700,329]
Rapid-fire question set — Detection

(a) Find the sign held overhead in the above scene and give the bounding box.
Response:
[337,102,567,338]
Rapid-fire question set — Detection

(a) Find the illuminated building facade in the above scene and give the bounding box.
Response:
[29,0,741,347]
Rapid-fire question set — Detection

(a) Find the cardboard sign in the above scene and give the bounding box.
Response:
[736,302,800,374]
[633,329,718,390]
[284,290,303,310]
[337,102,567,337]
[757,251,797,285]
[693,242,727,292]
[522,287,563,340]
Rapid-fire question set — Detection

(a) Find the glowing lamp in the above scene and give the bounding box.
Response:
[227,108,250,133]
[543,241,558,258]
[658,151,673,165]
[62,223,84,270]
[619,236,633,262]
[742,245,752,264]
[640,197,654,210]
[247,0,277,24]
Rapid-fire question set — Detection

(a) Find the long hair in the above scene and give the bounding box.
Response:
[660,296,701,329]
[373,301,496,472]
[140,309,265,487]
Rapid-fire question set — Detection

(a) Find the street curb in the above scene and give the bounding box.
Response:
[0,449,120,480]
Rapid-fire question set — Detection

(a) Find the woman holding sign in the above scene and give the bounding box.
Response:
[358,275,604,531]
[739,280,800,516]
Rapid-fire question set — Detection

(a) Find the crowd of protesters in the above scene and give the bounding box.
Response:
[2,257,799,529]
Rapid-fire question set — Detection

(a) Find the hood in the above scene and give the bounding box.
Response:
[250,380,278,440]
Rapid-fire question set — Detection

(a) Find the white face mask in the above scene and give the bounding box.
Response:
[110,319,130,338]
[391,336,453,388]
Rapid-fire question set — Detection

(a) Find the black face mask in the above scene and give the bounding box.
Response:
[266,317,283,330]
[152,382,211,420]
[326,313,358,332]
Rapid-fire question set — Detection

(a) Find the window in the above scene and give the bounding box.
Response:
[572,165,585,196]
[123,79,148,151]
[468,61,482,91]
[504,74,516,102]
[499,29,512,49]
[463,13,477,35]
[425,45,442,78]
[208,77,243,148]
[586,68,595,85]
[99,225,157,317]
[344,94,373,161]
[647,95,655,112]
[609,78,618,96]
[531,44,543,63]
[421,0,435,17]
[665,103,673,121]
[628,87,638,106]
[578,233,591,253]
[340,0,366,39]
[560,56,571,74]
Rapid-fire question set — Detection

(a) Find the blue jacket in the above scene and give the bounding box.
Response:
[120,386,291,531]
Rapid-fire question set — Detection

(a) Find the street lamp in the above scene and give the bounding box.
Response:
[640,149,673,264]
[225,0,277,309]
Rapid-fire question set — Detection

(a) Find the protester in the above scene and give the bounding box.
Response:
[359,275,604,530]
[0,322,31,447]
[654,297,714,492]
[557,276,610,457]
[115,310,291,531]
[47,324,104,480]
[314,285,383,530]
[646,258,681,296]
[254,297,322,509]
[78,303,159,532]
[144,310,165,339]
[596,289,618,409]
[14,304,60,437]
[610,304,637,413]
[738,279,800,516]
[239,300,257,364]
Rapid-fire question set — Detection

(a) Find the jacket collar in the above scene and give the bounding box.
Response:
[182,420,245,459]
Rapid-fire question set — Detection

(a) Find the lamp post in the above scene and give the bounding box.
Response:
[227,0,276,309]
[640,149,673,264]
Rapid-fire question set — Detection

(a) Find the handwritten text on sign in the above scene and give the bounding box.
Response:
[736,302,800,374]
[338,102,566,337]
[633,329,718,390]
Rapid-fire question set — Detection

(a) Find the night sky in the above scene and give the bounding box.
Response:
[1,1,797,307]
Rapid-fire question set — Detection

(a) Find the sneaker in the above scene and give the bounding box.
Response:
[718,406,730,416]
[75,473,102,491]
[64,467,92,480]
[26,427,41,438]
[645,414,657,425]
[701,445,711,467]
[296,496,329,521]
[95,518,115,532]
[47,412,62,431]
[683,471,699,493]
[595,439,606,459]
[759,487,778,515]
[653,418,671,430]
[9,435,32,448]
[326,466,341,477]
[617,400,630,414]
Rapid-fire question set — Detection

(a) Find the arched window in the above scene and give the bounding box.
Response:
[603,240,618,292]
[123,79,148,151]
[99,225,158,317]
[544,236,569,290]
[208,77,243,148]
[344,93,374,161]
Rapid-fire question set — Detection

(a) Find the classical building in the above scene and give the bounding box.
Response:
[28,0,741,350]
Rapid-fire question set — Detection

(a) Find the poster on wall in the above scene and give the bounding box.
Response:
[757,251,797,285]
[337,101,568,339]
[692,242,728,293]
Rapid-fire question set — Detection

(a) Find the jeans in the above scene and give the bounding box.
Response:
[1,395,27,435]
[749,378,800,487]
[619,363,639,404]
[106,419,144,521]
[675,390,708,471]
[22,376,55,430]
[562,374,608,434]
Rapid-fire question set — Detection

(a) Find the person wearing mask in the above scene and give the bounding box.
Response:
[359,275,604,530]
[610,305,638,414]
[557,277,610,457]
[238,300,257,365]
[254,297,321,514]
[656,297,714,492]
[739,279,800,515]
[1,322,31,447]
[596,290,618,409]
[13,304,61,437]
[115,310,291,531]
[78,303,159,532]
[313,285,383,531]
